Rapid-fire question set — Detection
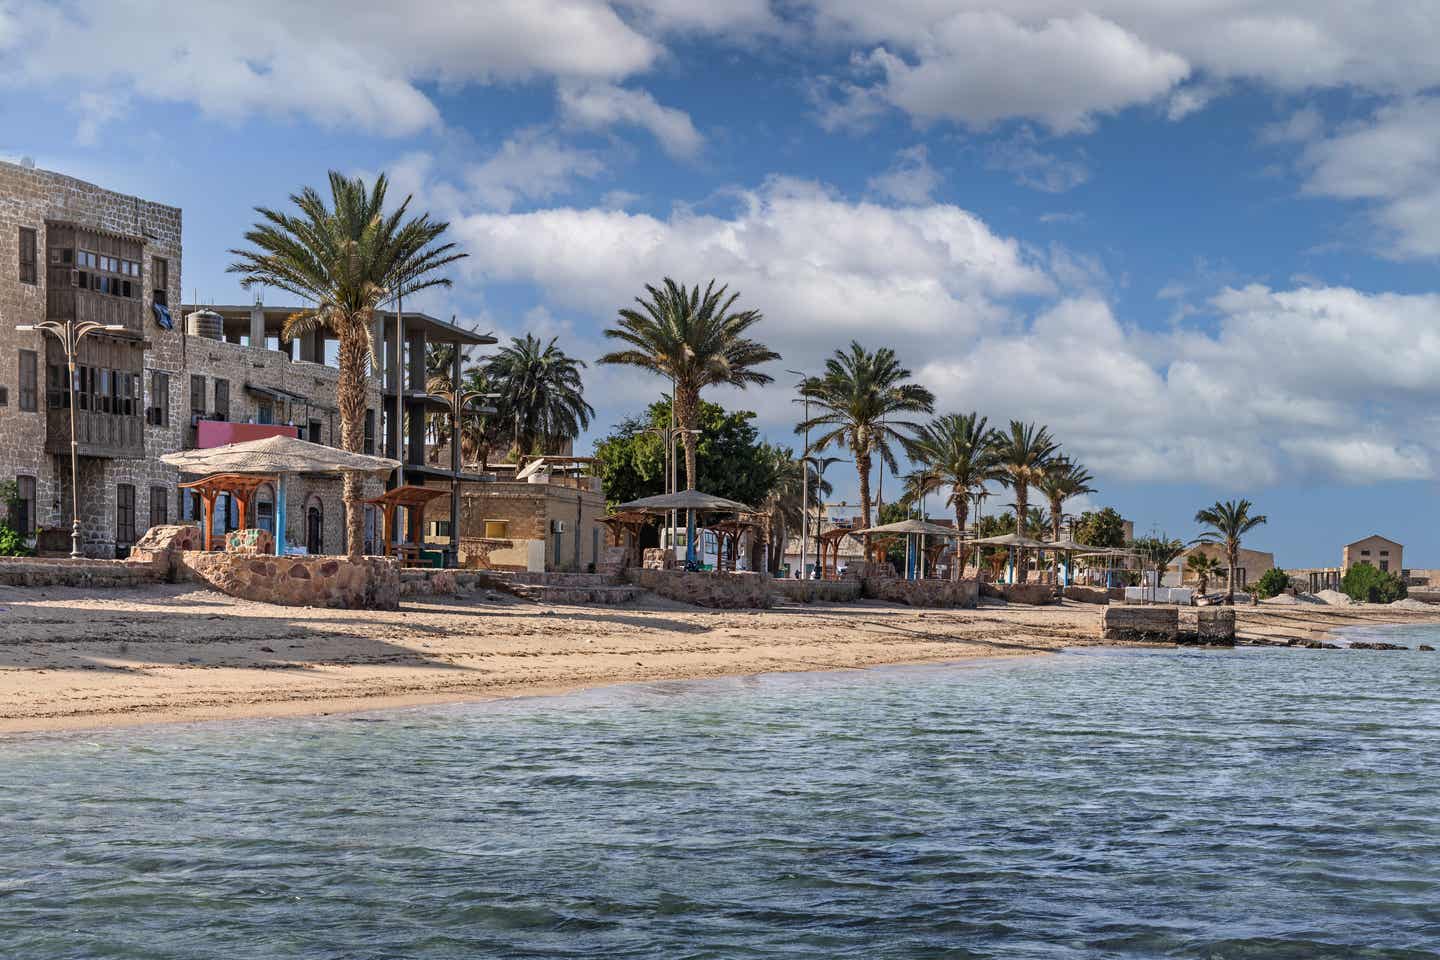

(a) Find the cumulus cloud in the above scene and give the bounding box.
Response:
[985,131,1090,193]
[557,81,704,158]
[464,129,605,212]
[867,145,941,204]
[1301,97,1440,258]
[0,0,665,136]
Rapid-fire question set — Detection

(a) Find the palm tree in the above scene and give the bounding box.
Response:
[600,279,778,492]
[1186,552,1223,595]
[1038,459,1095,544]
[907,413,1002,579]
[760,447,832,573]
[1132,534,1188,592]
[993,420,1059,581]
[1193,498,1268,603]
[797,341,935,531]
[229,171,466,558]
[488,334,594,459]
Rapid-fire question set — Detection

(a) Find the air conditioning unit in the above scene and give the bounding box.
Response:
[550,520,567,534]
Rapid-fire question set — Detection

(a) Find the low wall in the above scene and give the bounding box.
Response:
[1063,585,1110,605]
[179,552,401,610]
[0,555,166,588]
[628,568,771,608]
[999,583,1058,606]
[772,579,863,603]
[864,576,980,608]
[1102,606,1178,643]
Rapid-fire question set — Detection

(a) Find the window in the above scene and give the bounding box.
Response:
[1381,560,1391,573]
[1361,549,1371,557]
[152,257,168,307]
[0,387,7,406]
[484,520,510,539]
[257,401,273,425]
[190,375,206,420]
[18,350,37,412]
[116,484,136,546]
[18,227,37,284]
[308,419,323,445]
[15,475,36,536]
[149,370,170,426]
[364,409,375,454]
[213,379,230,421]
[1380,550,1390,556]
[149,485,168,529]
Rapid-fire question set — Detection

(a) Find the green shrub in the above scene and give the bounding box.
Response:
[1254,567,1290,599]
[1341,562,1407,604]
[0,522,31,557]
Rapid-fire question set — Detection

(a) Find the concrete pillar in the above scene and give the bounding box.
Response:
[249,304,265,349]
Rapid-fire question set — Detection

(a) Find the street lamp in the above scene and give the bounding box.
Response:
[786,369,810,577]
[15,319,127,559]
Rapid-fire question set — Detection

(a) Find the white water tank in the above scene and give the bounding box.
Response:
[186,309,224,340]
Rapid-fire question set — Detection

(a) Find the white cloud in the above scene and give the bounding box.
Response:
[464,129,604,212]
[1,0,663,136]
[985,131,1090,193]
[1301,97,1440,257]
[557,81,704,158]
[867,145,941,205]
[1260,105,1324,144]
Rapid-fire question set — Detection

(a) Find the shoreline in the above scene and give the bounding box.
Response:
[3,584,1438,736]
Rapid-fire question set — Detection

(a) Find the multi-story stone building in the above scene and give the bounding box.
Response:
[1,160,487,560]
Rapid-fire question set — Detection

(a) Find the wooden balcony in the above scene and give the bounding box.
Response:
[45,286,144,334]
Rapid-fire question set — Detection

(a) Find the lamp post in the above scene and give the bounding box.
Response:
[787,369,809,577]
[15,319,127,559]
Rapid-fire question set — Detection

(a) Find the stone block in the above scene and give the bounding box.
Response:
[1063,585,1110,605]
[1000,583,1058,606]
[1102,606,1179,643]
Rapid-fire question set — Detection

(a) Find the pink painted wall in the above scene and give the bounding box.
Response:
[196,421,299,448]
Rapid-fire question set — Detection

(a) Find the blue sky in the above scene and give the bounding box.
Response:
[6,1,1440,567]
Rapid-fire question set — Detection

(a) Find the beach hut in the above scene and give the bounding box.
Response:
[611,490,756,570]
[970,532,1054,584]
[161,434,399,557]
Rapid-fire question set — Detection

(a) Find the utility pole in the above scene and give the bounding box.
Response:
[787,369,809,576]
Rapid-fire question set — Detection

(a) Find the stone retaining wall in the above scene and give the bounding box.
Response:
[0,555,166,588]
[628,568,771,608]
[1102,606,1178,642]
[864,577,979,608]
[1000,583,1059,605]
[178,551,400,609]
[1178,607,1236,646]
[1063,585,1111,605]
[771,579,863,603]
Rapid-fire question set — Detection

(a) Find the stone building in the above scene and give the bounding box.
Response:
[0,160,484,560]
[1168,543,1276,589]
[1342,534,1402,575]
[454,459,607,572]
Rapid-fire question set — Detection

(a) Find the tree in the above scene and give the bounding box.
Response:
[1254,567,1291,600]
[797,341,935,530]
[1193,498,1268,603]
[908,412,1002,579]
[1186,552,1223,595]
[600,279,777,494]
[1131,535,1187,590]
[1341,561,1408,604]
[759,446,831,573]
[993,420,1059,581]
[1037,459,1095,543]
[1074,507,1126,548]
[594,399,779,509]
[488,334,594,458]
[229,171,465,558]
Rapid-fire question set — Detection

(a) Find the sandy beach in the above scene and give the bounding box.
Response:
[2,585,1437,734]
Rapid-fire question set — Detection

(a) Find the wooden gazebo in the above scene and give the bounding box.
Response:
[702,517,762,572]
[599,510,650,569]
[178,474,276,551]
[361,485,450,562]
[815,528,859,580]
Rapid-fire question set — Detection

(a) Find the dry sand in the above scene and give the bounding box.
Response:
[2,585,1437,734]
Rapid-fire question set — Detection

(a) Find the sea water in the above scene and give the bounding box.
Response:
[4,640,1440,958]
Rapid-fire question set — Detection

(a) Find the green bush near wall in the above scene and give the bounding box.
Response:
[1341,561,1408,604]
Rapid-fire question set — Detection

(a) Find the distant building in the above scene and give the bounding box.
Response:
[1342,534,1402,575]
[1168,543,1276,590]
[454,457,607,573]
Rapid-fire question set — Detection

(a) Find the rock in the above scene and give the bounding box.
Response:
[1419,645,1435,652]
[1348,641,1408,650]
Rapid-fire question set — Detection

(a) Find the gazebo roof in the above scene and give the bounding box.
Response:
[971,533,1054,549]
[177,473,276,498]
[852,519,960,538]
[161,434,400,478]
[612,490,756,513]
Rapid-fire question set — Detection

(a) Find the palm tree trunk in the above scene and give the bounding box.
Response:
[1015,484,1029,582]
[855,447,873,531]
[1228,545,1238,603]
[675,387,700,490]
[337,329,370,560]
[954,500,969,581]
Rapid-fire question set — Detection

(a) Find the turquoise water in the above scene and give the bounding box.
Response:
[5,641,1440,959]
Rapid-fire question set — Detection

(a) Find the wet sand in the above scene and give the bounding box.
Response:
[1,585,1435,734]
